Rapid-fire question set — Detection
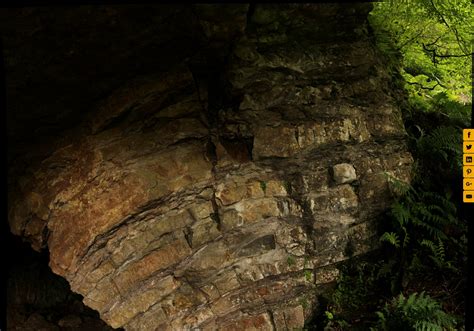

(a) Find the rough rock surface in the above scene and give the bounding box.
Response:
[6,4,413,330]
[332,163,358,184]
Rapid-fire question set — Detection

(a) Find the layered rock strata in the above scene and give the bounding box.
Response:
[7,4,413,330]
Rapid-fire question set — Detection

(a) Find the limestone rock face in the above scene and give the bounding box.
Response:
[6,4,413,330]
[332,163,358,184]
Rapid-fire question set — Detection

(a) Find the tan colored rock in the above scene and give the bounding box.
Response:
[114,236,191,293]
[213,270,242,294]
[332,163,357,184]
[315,265,340,284]
[103,276,180,328]
[7,4,413,330]
[220,313,274,331]
[264,180,288,197]
[253,126,299,159]
[215,181,247,206]
[273,305,305,331]
[233,198,283,223]
[308,184,359,214]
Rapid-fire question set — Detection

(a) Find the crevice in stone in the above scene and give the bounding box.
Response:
[268,310,277,331]
[41,225,51,249]
[210,194,222,232]
[288,183,318,257]
[295,127,300,148]
[205,139,218,168]
[183,227,194,249]
[219,136,254,163]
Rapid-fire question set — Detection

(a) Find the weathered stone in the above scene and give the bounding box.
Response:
[253,126,299,159]
[215,181,248,206]
[315,265,340,285]
[273,305,305,331]
[160,283,207,319]
[307,185,359,214]
[220,209,243,231]
[332,163,357,184]
[7,3,413,330]
[125,305,169,331]
[103,276,179,328]
[83,277,121,312]
[219,313,274,331]
[189,216,220,248]
[233,198,283,223]
[213,270,242,294]
[114,236,191,293]
[264,180,288,197]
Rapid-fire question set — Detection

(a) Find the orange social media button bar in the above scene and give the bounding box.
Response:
[463,129,474,141]
[463,191,474,203]
[463,166,474,178]
[464,154,474,165]
[463,141,474,153]
[463,179,474,190]
[464,129,474,203]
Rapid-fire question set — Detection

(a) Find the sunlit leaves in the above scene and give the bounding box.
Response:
[369,0,472,103]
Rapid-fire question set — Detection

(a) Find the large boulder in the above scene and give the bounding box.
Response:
[6,4,413,330]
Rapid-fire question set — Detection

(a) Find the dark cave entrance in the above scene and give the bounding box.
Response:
[5,232,120,331]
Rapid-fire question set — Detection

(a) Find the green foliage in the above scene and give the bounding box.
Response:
[384,176,456,245]
[372,292,457,331]
[259,180,267,193]
[379,232,400,248]
[330,261,380,313]
[299,295,309,310]
[420,238,458,274]
[369,0,473,105]
[379,175,464,292]
[415,125,463,174]
[325,311,334,321]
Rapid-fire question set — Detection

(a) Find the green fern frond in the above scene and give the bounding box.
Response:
[414,320,443,331]
[391,202,411,226]
[374,292,457,331]
[416,126,463,169]
[380,232,401,248]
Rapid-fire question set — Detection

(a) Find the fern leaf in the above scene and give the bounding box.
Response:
[380,232,401,248]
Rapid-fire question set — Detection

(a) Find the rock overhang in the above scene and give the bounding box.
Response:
[5,3,414,330]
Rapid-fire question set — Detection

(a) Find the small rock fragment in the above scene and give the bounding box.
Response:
[332,163,357,184]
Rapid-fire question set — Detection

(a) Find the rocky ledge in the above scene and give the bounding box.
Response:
[6,4,412,330]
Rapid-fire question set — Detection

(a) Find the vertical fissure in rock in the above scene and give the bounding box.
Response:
[210,193,222,231]
[268,310,278,330]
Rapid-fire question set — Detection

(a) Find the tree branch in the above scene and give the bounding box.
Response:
[433,53,473,58]
[422,43,473,61]
[428,0,469,54]
[406,81,442,91]
[396,23,431,51]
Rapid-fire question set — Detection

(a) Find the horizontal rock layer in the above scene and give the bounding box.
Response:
[7,4,413,330]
